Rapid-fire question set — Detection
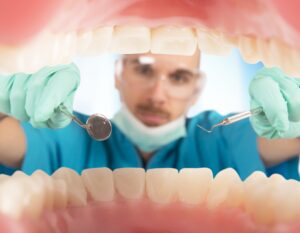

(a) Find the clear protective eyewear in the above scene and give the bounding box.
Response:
[117,56,206,100]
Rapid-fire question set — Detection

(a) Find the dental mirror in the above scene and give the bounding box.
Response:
[58,104,112,141]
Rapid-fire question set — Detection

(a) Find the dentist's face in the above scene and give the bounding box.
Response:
[115,52,204,127]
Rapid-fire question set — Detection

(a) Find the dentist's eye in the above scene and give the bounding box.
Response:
[135,64,155,78]
[169,70,194,85]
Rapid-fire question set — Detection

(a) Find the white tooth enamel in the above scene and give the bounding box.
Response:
[0,174,44,219]
[244,172,285,224]
[281,45,300,77]
[0,174,8,183]
[82,168,114,202]
[31,170,53,211]
[52,167,87,207]
[53,179,68,209]
[244,171,267,222]
[113,168,145,199]
[50,32,77,66]
[244,171,267,190]
[146,168,178,204]
[256,38,278,68]
[110,26,150,54]
[151,26,197,55]
[12,170,27,178]
[0,177,26,218]
[2,26,300,77]
[273,179,300,222]
[206,168,244,210]
[82,27,113,56]
[196,29,233,55]
[178,168,212,205]
[76,30,93,55]
[238,36,260,63]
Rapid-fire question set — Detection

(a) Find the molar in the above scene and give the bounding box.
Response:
[206,168,244,210]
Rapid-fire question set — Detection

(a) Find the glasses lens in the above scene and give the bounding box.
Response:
[122,58,204,100]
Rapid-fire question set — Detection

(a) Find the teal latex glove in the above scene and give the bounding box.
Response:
[0,64,80,128]
[249,67,300,138]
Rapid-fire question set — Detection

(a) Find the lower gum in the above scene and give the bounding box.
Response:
[2,199,298,233]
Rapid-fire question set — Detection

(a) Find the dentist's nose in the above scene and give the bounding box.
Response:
[148,76,168,104]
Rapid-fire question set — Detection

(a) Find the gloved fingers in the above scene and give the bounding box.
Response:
[249,76,289,132]
[47,95,73,128]
[280,122,300,138]
[33,68,80,126]
[250,115,279,139]
[255,67,300,122]
[25,77,47,124]
[0,75,15,114]
[277,79,300,122]
[9,74,30,121]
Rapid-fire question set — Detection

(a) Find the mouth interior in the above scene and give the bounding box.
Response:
[1,1,300,232]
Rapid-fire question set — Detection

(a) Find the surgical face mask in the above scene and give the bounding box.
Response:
[112,105,187,153]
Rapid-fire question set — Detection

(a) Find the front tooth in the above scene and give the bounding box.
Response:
[178,168,213,205]
[196,29,234,55]
[257,38,279,68]
[113,168,145,199]
[110,26,150,54]
[206,168,244,210]
[52,167,87,207]
[0,175,44,219]
[0,177,26,218]
[22,173,45,219]
[76,30,93,55]
[52,179,68,209]
[31,170,53,210]
[146,168,178,204]
[151,26,197,55]
[238,36,260,63]
[49,32,77,66]
[82,168,114,202]
[81,27,113,56]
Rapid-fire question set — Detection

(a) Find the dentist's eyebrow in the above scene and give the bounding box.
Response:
[171,69,194,76]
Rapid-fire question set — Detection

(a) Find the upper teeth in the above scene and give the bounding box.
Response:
[0,25,299,77]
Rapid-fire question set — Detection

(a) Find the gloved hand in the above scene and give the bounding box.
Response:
[249,67,300,138]
[0,63,80,128]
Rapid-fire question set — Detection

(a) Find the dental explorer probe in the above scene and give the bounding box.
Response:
[58,104,112,141]
[198,107,263,133]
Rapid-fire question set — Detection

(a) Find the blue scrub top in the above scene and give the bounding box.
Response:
[15,111,299,181]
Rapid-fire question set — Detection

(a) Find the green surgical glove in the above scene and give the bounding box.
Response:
[249,67,300,138]
[0,63,80,128]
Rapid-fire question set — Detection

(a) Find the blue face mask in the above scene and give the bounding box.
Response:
[112,105,187,153]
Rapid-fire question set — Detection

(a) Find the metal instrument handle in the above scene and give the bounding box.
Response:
[58,104,87,129]
[223,107,263,125]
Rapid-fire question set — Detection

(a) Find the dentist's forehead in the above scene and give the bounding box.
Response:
[124,51,201,69]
